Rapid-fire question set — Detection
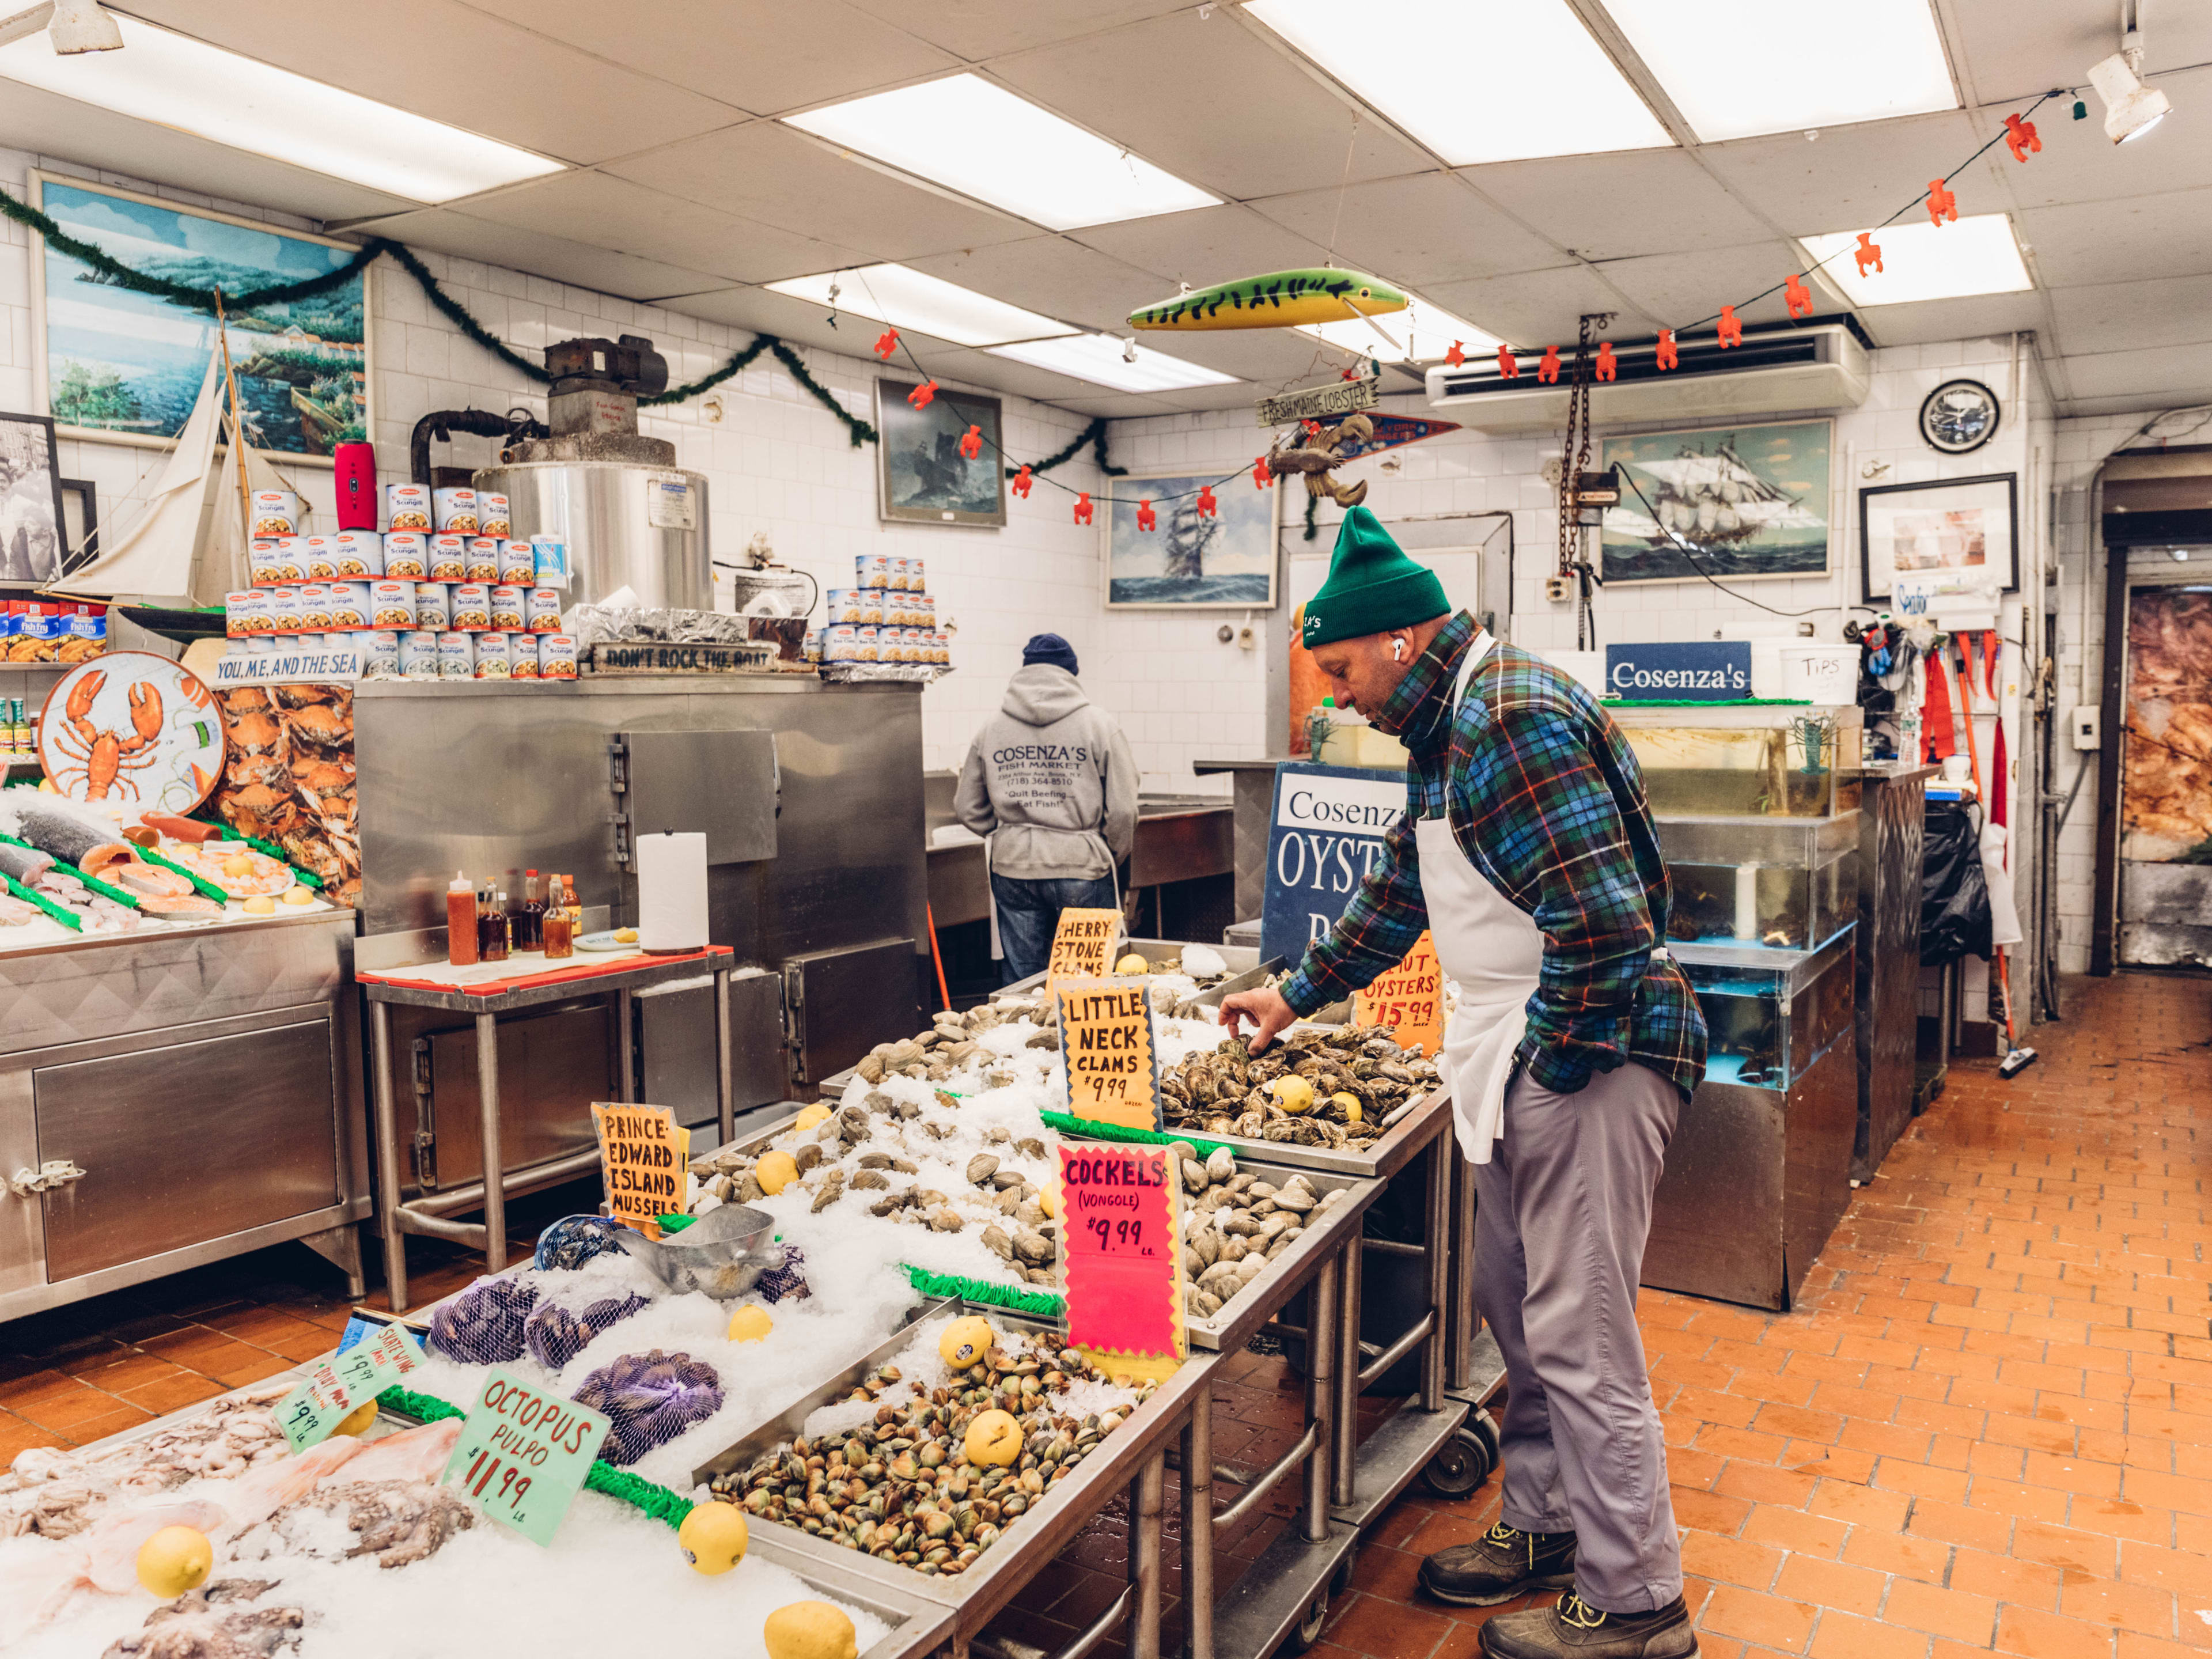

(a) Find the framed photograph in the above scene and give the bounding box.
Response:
[29,172,371,463]
[874,378,1006,527]
[1861,472,2017,602]
[56,478,97,575]
[0,411,66,584]
[1105,469,1278,609]
[1599,418,1833,584]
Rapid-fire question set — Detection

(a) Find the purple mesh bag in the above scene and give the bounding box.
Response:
[426,1276,540,1365]
[571,1350,724,1467]
[523,1293,651,1370]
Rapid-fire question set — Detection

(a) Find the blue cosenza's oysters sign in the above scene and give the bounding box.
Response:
[1260,762,1407,965]
[1603,642,1751,702]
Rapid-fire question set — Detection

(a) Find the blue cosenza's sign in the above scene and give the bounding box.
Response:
[1603,641,1751,702]
[1259,762,1407,968]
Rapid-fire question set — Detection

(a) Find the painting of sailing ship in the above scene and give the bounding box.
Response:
[875,380,1006,527]
[1107,469,1277,609]
[31,174,369,460]
[1600,419,1832,584]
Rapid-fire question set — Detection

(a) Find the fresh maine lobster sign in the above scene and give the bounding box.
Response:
[1256,374,1380,428]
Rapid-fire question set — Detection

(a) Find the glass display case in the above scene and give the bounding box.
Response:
[1657,813,1860,953]
[1610,703,1863,819]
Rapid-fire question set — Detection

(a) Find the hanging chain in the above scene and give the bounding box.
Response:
[1555,313,1609,649]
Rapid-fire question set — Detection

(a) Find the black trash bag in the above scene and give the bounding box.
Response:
[1922,798,1993,965]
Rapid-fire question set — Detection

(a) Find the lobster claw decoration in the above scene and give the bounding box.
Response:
[1717,306,1744,348]
[2003,113,2041,162]
[1010,465,1033,499]
[958,425,982,460]
[1444,340,1467,367]
[1654,329,1678,372]
[1195,486,1218,518]
[1536,346,1561,384]
[1073,492,1094,527]
[1594,343,1617,382]
[1252,456,1271,491]
[1853,233,1883,276]
[1784,273,1813,318]
[1927,178,1958,226]
[1497,344,1518,380]
[873,328,900,361]
[907,380,938,410]
[1137,499,1157,532]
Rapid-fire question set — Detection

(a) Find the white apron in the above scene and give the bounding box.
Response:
[1416,633,1546,1165]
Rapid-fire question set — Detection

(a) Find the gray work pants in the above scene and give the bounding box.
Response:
[1470,1060,1683,1613]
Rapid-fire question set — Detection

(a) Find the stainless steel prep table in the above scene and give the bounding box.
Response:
[0,907,369,1323]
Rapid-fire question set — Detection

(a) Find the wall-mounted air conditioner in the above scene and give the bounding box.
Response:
[1425,322,1870,433]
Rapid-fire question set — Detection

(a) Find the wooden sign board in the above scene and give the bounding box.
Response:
[1055,976,1163,1131]
[1354,930,1445,1058]
[1045,907,1122,990]
[1256,373,1380,427]
[590,1103,690,1238]
[1058,1143,1184,1383]
[439,1369,611,1548]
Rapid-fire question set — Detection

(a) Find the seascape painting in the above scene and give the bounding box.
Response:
[875,379,1007,527]
[1600,419,1833,584]
[1106,470,1277,609]
[33,175,368,460]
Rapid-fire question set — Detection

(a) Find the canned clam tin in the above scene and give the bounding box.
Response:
[267,586,301,635]
[540,634,578,680]
[294,584,332,630]
[857,554,890,588]
[854,625,880,662]
[273,539,308,584]
[904,556,926,594]
[824,624,859,662]
[450,584,491,630]
[857,590,885,626]
[498,540,535,585]
[478,493,511,538]
[527,588,561,632]
[489,585,525,631]
[363,631,400,677]
[888,556,913,593]
[327,581,371,630]
[369,581,415,629]
[382,532,427,580]
[386,483,431,531]
[331,531,383,577]
[414,582,449,631]
[224,591,264,638]
[250,540,285,587]
[474,631,512,679]
[438,632,475,679]
[427,534,467,582]
[400,631,439,679]
[432,487,478,533]
[509,635,540,680]
[827,589,864,625]
[464,537,500,582]
[301,536,337,579]
[250,488,301,536]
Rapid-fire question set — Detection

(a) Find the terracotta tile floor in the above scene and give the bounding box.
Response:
[2,972,2206,1659]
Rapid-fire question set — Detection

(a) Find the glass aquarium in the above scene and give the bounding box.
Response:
[1658,814,1859,953]
[1674,935,1855,1094]
[1611,703,1863,818]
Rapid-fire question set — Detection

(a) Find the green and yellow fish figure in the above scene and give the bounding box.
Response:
[1127,268,1409,332]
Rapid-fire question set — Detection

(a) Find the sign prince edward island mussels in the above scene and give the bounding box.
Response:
[1260,762,1407,966]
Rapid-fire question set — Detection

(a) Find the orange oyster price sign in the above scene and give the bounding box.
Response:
[1354,930,1444,1058]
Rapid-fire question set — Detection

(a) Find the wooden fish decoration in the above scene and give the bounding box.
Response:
[1129,269,1408,332]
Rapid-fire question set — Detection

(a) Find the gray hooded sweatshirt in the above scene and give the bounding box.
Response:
[955,665,1138,881]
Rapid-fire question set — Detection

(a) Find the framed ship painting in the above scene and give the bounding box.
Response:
[1105,469,1278,609]
[28,172,371,463]
[1599,418,1834,585]
[875,379,1007,527]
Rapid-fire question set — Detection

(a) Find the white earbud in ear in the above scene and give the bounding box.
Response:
[1391,637,1406,661]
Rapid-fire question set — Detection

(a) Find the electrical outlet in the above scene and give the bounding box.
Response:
[2071,707,2102,751]
[1543,575,1573,603]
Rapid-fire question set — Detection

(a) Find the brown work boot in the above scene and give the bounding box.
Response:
[1479,1590,1696,1658]
[1418,1522,1578,1607]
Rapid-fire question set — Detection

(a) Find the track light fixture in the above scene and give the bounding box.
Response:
[0,0,123,54]
[2088,7,2171,145]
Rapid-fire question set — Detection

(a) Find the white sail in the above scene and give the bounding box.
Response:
[198,389,290,603]
[57,346,225,607]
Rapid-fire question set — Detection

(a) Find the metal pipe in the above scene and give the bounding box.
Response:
[1304,1253,1338,1543]
[972,1586,1137,1659]
[1448,1146,1478,1392]
[1131,1451,1165,1659]
[1332,1232,1362,1505]
[1423,1131,1450,1411]
[1181,1378,1213,1659]
[618,988,636,1103]
[394,1208,488,1245]
[399,1146,604,1217]
[475,1012,505,1271]
[714,967,734,1147]
[368,1000,409,1313]
[1358,1313,1437,1391]
[1362,1237,1426,1257]
[1209,1423,1321,1537]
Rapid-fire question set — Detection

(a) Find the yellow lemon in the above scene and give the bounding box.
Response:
[281,886,313,906]
[243,895,276,915]
[964,1408,1023,1467]
[939,1315,995,1370]
[1329,1092,1363,1123]
[1268,1075,1315,1115]
[136,1525,213,1599]
[679,1500,750,1574]
[764,1601,858,1659]
[1115,953,1150,975]
[727,1304,774,1343]
[221,856,253,877]
[1037,1179,1061,1219]
[755,1150,800,1195]
[332,1397,380,1438]
[614,927,638,943]
[793,1103,832,1131]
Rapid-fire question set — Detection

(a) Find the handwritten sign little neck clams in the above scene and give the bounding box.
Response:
[440,1369,611,1547]
[590,1102,689,1237]
[276,1323,427,1452]
[1058,1143,1185,1384]
[1046,907,1122,989]
[1054,976,1163,1132]
[1354,929,1445,1059]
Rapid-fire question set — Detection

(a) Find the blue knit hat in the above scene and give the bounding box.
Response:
[1022,633,1079,676]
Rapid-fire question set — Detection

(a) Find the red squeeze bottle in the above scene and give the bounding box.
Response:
[334,442,377,531]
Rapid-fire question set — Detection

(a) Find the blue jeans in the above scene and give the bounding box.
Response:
[993,873,1119,984]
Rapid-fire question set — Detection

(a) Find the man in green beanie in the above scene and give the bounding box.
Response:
[1221,506,1707,1659]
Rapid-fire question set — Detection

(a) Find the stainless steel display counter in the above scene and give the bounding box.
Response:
[1853,764,1936,1180]
[0,908,369,1321]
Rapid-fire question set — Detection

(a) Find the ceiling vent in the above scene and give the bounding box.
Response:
[1425,321,1870,433]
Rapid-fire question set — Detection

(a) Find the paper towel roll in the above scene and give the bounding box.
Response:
[635,831,708,953]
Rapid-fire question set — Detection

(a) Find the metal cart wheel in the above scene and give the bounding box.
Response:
[1285,1589,1331,1654]
[1331,1543,1359,1596]
[1421,1414,1499,1499]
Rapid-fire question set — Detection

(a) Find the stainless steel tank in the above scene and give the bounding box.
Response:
[474,460,711,611]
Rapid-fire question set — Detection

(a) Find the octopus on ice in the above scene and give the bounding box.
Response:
[101,1580,304,1659]
[238,1479,476,1570]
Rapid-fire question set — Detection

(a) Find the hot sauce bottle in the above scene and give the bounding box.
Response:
[446,872,478,967]
[542,884,574,959]
[479,887,509,961]
[513,869,546,952]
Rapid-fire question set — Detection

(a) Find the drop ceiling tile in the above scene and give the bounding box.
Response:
[1694,109,1984,232]
[2046,275,2212,355]
[1,86,416,221]
[460,0,958,115]
[1846,290,2049,348]
[1419,267,1661,349]
[842,0,1188,63]
[1074,205,1330,291]
[120,0,742,166]
[2056,340,2212,402]
[1247,173,1565,285]
[1589,241,1809,331]
[603,123,1031,262]
[1459,150,1776,260]
[1972,68,2212,209]
[989,11,1430,200]
[362,209,729,303]
[906,238,1166,334]
[2018,188,2212,286]
[457,171,866,286]
[1128,329,1359,388]
[1033,391,1185,419]
[1946,0,2212,108]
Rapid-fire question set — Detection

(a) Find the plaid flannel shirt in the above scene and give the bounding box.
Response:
[1282,612,1707,1100]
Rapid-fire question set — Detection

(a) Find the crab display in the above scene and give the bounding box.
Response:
[211,686,359,909]
[1266,412,1377,510]
[1159,1024,1438,1147]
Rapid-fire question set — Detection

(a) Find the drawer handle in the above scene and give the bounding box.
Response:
[9,1160,85,1196]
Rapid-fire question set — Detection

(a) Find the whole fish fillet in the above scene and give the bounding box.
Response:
[326,1419,461,1487]
[16,809,132,876]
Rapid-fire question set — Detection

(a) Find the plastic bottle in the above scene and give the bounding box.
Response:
[446,872,478,967]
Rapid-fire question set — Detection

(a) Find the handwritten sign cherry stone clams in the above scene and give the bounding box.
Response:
[274,1323,428,1453]
[1354,929,1444,1059]
[1055,975,1164,1132]
[591,1102,689,1238]
[1058,1143,1185,1384]
[440,1369,611,1547]
[1045,907,1121,990]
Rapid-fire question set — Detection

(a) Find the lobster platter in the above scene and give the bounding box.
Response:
[35,652,225,813]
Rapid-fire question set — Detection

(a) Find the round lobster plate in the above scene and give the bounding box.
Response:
[37,651,223,812]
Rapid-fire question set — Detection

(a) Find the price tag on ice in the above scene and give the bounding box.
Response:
[276,1359,358,1453]
[1045,907,1122,990]
[332,1321,427,1399]
[591,1102,690,1238]
[440,1369,609,1548]
[1055,976,1163,1132]
[1354,930,1444,1059]
[1058,1144,1185,1378]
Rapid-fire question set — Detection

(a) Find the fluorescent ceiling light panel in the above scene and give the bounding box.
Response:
[988,334,1237,393]
[1797,214,2030,306]
[1244,0,1671,164]
[0,14,561,202]
[765,264,1076,349]
[1603,0,1956,142]
[1297,293,1500,363]
[784,74,1217,230]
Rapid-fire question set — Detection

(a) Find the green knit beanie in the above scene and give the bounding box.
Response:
[1301,507,1449,650]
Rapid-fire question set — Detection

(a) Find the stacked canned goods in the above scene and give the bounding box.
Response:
[823,554,948,665]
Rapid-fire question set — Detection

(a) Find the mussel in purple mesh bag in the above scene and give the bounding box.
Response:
[572,1350,724,1467]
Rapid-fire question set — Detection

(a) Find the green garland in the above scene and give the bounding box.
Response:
[1039,1109,1236,1161]
[902,1264,1065,1318]
[1304,494,1320,542]
[1006,417,1124,479]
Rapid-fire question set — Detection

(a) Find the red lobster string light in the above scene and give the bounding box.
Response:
[1594,343,1617,382]
[1137,499,1157,532]
[1444,340,1467,366]
[1927,179,1958,225]
[1251,457,1271,490]
[1785,274,1813,318]
[1536,346,1561,384]
[2003,113,2040,162]
[873,329,899,360]
[1853,233,1884,276]
[1717,305,1743,348]
[907,380,938,410]
[1073,492,1094,526]
[957,425,982,460]
[1498,344,1519,380]
[1655,329,1677,372]
[1195,486,1218,518]
[1010,465,1033,498]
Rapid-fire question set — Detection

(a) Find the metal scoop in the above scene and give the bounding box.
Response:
[616,1203,781,1300]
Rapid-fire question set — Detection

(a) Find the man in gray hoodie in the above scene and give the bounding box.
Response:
[955,634,1138,983]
